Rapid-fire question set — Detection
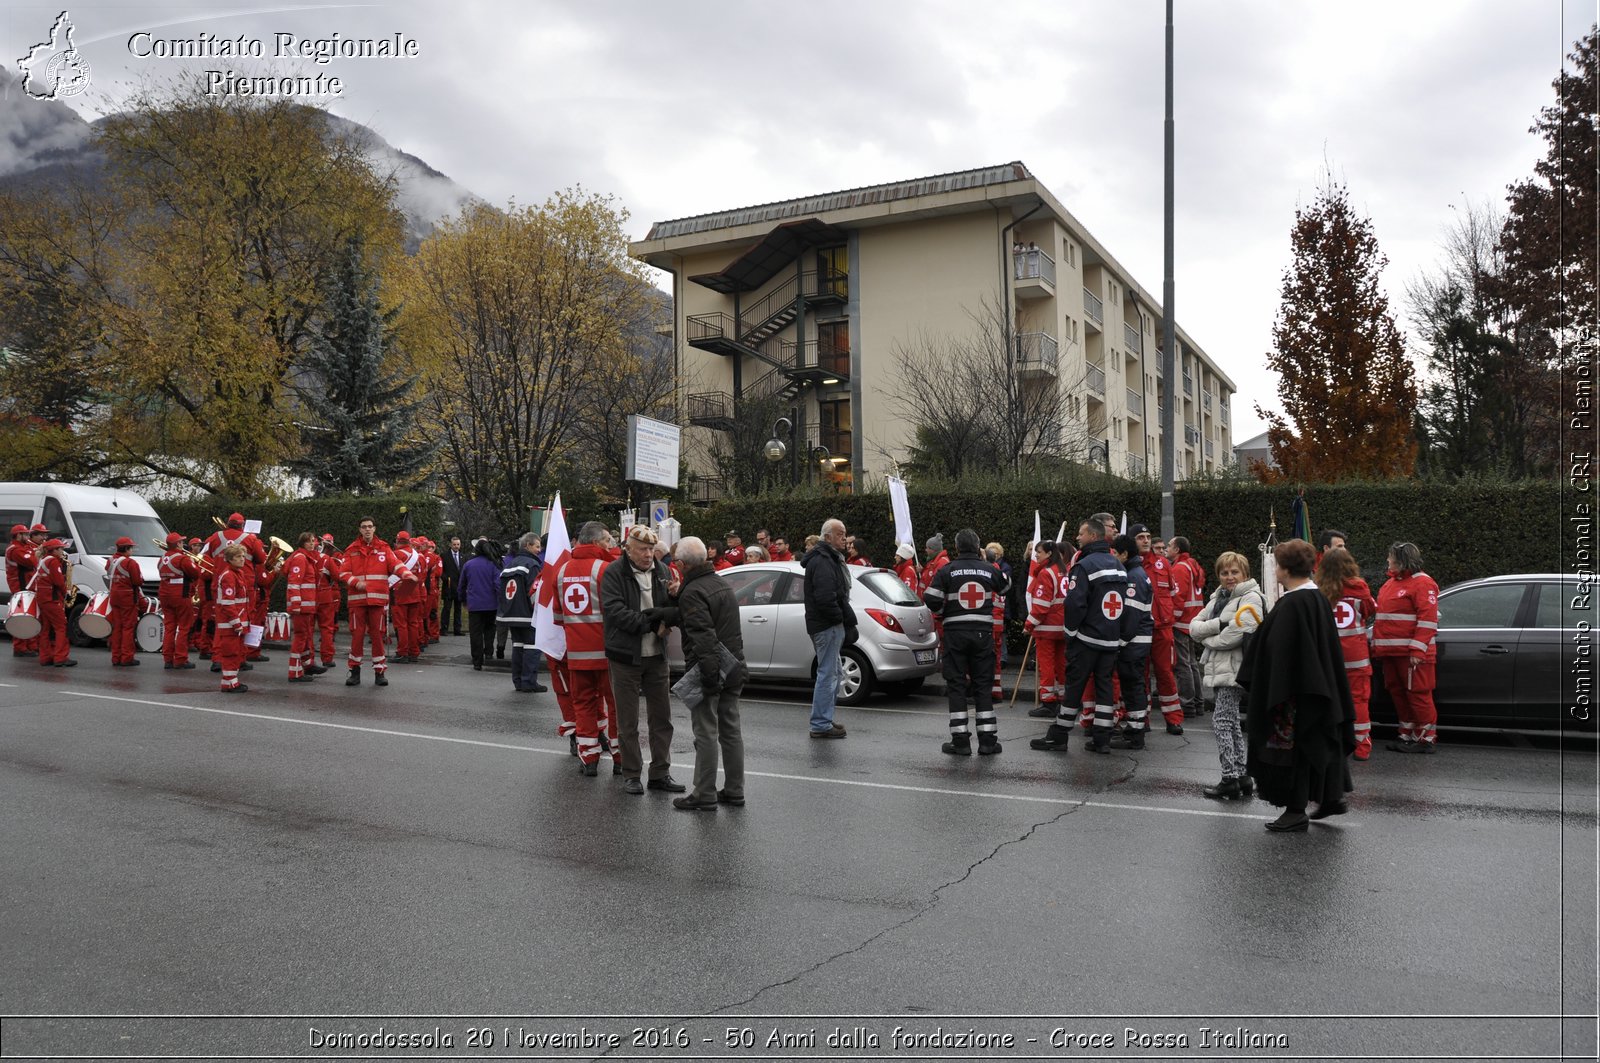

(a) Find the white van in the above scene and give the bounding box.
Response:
[0,482,170,643]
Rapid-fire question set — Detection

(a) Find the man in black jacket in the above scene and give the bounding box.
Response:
[600,525,683,796]
[924,528,1011,756]
[496,534,547,693]
[802,518,857,739]
[671,536,747,811]
[441,536,465,635]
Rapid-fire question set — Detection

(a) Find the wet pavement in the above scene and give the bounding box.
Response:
[1,638,1595,1061]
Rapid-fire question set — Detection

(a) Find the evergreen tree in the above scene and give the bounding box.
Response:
[293,235,434,494]
[1255,177,1418,482]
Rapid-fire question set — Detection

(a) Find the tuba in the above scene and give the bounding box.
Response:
[265,535,293,570]
[63,561,79,611]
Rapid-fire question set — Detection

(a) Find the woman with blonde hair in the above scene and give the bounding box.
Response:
[1188,550,1265,800]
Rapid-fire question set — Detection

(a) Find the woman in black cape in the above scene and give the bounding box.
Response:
[1239,539,1357,832]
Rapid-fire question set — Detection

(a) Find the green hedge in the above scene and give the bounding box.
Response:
[677,479,1561,592]
[152,494,444,612]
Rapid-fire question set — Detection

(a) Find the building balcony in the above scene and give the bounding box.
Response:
[685,312,746,357]
[1126,387,1144,419]
[685,391,735,430]
[1182,372,1193,397]
[1185,426,1200,446]
[1203,391,1212,414]
[1123,322,1141,354]
[1086,362,1106,397]
[1015,332,1059,377]
[689,475,725,504]
[778,339,850,385]
[1013,248,1056,300]
[1127,453,1147,478]
[1204,438,1215,459]
[1083,287,1104,331]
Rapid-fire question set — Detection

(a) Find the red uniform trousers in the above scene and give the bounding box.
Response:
[37,601,69,664]
[568,667,620,765]
[393,600,423,659]
[196,598,214,656]
[161,599,195,666]
[1147,628,1182,726]
[1381,658,1436,745]
[288,612,316,678]
[991,622,1005,699]
[550,656,576,737]
[1349,670,1373,757]
[424,594,440,642]
[1036,636,1066,704]
[347,603,389,673]
[247,597,268,659]
[110,604,139,664]
[316,599,339,665]
[214,627,245,690]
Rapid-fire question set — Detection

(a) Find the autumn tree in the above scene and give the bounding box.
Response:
[86,79,401,495]
[405,191,651,532]
[1256,178,1418,482]
[291,234,434,494]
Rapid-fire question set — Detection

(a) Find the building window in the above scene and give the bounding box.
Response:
[818,321,850,376]
[819,398,852,458]
[817,246,848,297]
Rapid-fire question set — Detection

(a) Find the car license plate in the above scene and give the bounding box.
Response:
[914,649,936,665]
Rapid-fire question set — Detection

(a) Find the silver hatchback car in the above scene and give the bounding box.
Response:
[667,561,940,704]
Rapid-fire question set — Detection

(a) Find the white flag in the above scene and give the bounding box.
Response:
[1055,520,1068,544]
[888,476,913,548]
[1121,510,1128,534]
[1032,509,1041,548]
[532,492,571,659]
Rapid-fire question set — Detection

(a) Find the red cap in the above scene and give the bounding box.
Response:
[10,524,25,536]
[30,523,47,534]
[42,538,64,551]
[395,531,410,543]
[228,513,244,526]
[320,533,334,543]
[115,536,135,549]
[187,537,203,547]
[165,532,184,547]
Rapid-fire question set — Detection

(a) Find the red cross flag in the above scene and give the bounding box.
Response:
[956,581,987,611]
[533,492,571,659]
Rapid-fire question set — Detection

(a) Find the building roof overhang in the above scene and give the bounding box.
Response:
[687,218,846,294]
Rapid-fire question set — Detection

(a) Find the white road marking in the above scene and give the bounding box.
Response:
[44,690,1275,821]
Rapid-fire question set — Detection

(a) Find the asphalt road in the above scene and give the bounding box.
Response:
[1,638,1595,1062]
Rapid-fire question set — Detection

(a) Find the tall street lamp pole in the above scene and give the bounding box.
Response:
[1159,0,1177,540]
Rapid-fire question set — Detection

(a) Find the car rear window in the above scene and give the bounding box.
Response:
[860,570,920,607]
[1439,583,1526,629]
[1532,583,1597,630]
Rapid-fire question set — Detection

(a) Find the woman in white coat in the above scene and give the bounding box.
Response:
[1189,551,1266,800]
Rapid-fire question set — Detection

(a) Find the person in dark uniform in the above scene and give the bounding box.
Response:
[923,528,1011,757]
[1031,515,1127,755]
[1110,531,1153,750]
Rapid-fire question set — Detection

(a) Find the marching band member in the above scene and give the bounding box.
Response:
[6,524,39,657]
[157,532,200,669]
[213,543,251,692]
[33,539,74,667]
[107,536,144,666]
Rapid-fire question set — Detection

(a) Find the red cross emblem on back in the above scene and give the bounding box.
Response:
[564,583,591,615]
[1334,600,1357,628]
[1102,590,1124,619]
[956,581,987,610]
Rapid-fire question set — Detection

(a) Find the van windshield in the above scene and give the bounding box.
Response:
[70,513,169,556]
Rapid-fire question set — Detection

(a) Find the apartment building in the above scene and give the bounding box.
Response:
[629,161,1234,494]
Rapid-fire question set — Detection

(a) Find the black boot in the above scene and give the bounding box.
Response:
[941,736,972,756]
[345,668,361,686]
[374,671,388,687]
[1202,776,1243,800]
[1236,774,1255,796]
[1030,724,1073,752]
[977,737,1002,756]
[569,735,578,757]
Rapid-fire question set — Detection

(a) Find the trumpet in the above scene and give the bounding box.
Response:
[212,516,227,529]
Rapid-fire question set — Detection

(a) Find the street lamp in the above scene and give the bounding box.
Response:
[765,414,798,485]
[1088,439,1111,475]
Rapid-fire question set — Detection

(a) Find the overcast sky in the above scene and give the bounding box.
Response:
[3,0,1592,447]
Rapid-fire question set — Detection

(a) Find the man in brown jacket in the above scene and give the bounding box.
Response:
[671,536,747,811]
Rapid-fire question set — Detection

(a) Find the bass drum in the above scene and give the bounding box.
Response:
[136,611,164,654]
[4,591,40,639]
[78,592,113,640]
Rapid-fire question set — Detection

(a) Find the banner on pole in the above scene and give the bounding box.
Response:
[887,476,913,547]
[532,492,570,659]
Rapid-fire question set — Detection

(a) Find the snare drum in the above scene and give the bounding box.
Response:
[138,594,160,616]
[78,592,113,640]
[4,590,40,639]
[135,612,164,653]
[265,612,290,642]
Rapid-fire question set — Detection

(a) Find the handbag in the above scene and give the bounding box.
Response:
[670,642,743,704]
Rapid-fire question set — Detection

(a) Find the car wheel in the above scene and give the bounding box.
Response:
[837,647,876,706]
[67,600,96,648]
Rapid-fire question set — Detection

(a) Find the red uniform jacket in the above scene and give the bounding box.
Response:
[6,541,36,594]
[919,551,950,596]
[317,551,344,605]
[342,538,404,607]
[1374,570,1439,663]
[285,549,322,615]
[156,549,200,607]
[1171,552,1206,633]
[893,557,917,590]
[107,555,143,608]
[34,554,67,603]
[554,543,611,670]
[1025,563,1067,641]
[214,566,250,632]
[390,546,423,605]
[1145,552,1176,630]
[1332,576,1377,674]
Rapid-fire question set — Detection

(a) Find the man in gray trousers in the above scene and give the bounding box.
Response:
[670,536,747,812]
[601,525,683,795]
